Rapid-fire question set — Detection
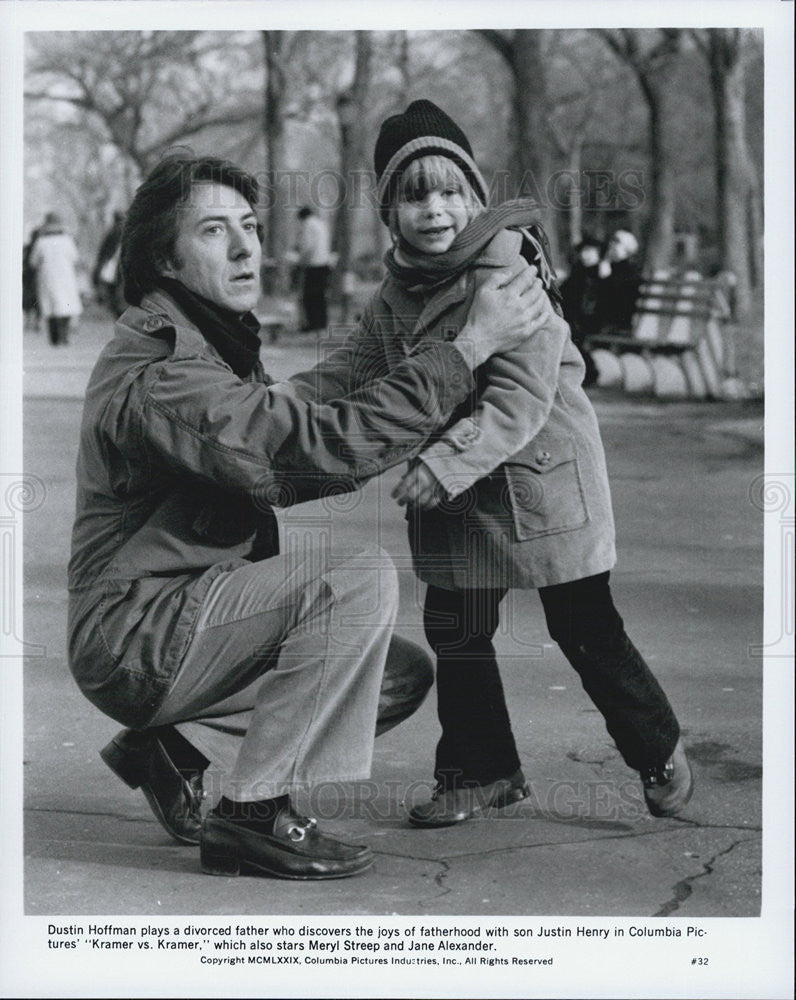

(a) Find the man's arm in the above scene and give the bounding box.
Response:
[133,339,474,505]
[284,301,390,404]
[124,265,540,505]
[285,263,540,406]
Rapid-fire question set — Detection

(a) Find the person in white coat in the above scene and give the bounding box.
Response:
[30,211,82,345]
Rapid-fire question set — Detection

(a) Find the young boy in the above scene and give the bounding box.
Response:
[291,100,692,828]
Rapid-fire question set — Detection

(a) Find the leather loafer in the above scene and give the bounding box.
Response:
[642,738,694,817]
[100,728,206,845]
[408,769,529,828]
[200,807,374,880]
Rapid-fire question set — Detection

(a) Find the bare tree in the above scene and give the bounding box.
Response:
[333,31,373,309]
[693,28,762,315]
[261,30,292,293]
[475,29,558,258]
[598,29,683,270]
[25,32,261,180]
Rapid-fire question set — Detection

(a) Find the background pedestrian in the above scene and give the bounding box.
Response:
[92,210,126,316]
[295,205,331,334]
[22,224,42,331]
[595,229,642,334]
[560,235,603,386]
[29,210,82,345]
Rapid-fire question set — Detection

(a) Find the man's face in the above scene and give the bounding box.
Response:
[161,182,261,312]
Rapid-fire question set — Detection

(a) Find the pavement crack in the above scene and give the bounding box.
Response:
[376,823,760,869]
[25,805,159,826]
[654,837,756,917]
[433,858,452,897]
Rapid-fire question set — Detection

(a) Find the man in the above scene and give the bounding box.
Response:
[68,154,546,880]
[295,205,331,333]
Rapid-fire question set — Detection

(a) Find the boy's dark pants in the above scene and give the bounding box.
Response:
[423,572,680,788]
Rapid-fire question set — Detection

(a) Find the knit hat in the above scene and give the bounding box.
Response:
[374,99,490,223]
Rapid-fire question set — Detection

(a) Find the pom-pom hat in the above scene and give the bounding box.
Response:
[374,99,490,224]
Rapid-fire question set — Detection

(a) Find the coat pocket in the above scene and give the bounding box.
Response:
[503,435,589,541]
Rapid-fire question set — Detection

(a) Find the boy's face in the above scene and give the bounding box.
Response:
[396,160,472,254]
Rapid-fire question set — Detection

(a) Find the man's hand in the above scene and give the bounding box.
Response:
[391,461,445,510]
[452,262,560,370]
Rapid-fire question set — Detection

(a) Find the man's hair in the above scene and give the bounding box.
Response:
[121,152,260,305]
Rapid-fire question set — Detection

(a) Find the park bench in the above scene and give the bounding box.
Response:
[587,270,732,399]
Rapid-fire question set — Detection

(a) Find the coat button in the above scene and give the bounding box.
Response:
[143,315,164,332]
[536,450,551,465]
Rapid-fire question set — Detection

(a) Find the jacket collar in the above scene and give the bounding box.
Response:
[379,228,524,340]
[133,288,212,359]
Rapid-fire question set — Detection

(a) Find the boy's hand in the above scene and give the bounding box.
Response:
[453,261,561,369]
[391,461,445,510]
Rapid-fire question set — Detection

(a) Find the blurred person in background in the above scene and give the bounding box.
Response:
[22,224,42,331]
[92,210,126,316]
[29,210,82,346]
[295,205,331,334]
[560,235,603,387]
[595,229,642,335]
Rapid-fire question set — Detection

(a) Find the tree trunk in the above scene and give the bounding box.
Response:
[333,31,373,315]
[641,80,677,272]
[511,31,559,262]
[709,29,760,317]
[566,133,584,248]
[398,32,410,106]
[598,30,683,273]
[262,31,290,296]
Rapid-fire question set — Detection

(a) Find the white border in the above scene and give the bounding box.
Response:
[1,2,793,998]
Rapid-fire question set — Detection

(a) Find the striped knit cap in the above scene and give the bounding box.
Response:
[374,99,490,224]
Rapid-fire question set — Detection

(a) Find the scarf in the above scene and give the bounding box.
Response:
[384,199,557,298]
[157,277,262,379]
[156,278,278,560]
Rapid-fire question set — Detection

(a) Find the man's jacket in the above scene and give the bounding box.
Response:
[67,288,474,727]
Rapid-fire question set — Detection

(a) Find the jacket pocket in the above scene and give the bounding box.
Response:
[503,435,589,541]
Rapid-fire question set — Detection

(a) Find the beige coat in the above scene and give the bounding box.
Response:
[290,230,616,589]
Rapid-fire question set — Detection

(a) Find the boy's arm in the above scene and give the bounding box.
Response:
[411,307,571,502]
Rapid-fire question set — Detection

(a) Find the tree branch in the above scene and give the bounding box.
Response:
[138,106,261,158]
[474,28,514,66]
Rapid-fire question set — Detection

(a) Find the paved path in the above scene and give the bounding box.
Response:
[20,314,766,919]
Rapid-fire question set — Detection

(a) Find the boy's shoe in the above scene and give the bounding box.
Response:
[100,728,206,845]
[408,769,529,828]
[200,807,374,880]
[641,738,694,817]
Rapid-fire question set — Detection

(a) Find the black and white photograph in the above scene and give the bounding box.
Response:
[0,1,793,998]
